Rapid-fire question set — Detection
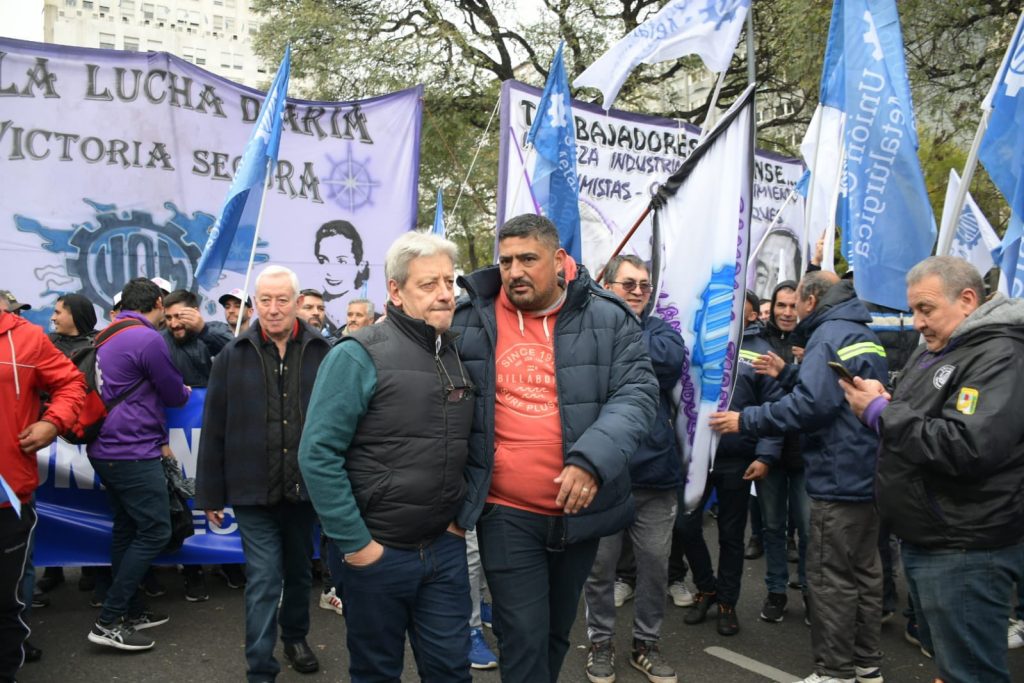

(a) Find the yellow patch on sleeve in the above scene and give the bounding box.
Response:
[955,387,979,416]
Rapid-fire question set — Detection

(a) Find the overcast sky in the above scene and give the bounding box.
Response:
[0,0,43,41]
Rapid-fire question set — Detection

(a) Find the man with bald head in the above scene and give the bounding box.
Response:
[710,270,889,683]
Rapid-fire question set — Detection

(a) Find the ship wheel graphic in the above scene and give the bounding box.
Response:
[323,145,382,213]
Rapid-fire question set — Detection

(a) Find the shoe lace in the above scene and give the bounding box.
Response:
[590,642,613,664]
[637,641,666,665]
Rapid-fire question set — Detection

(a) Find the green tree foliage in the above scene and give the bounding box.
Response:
[251,0,1020,270]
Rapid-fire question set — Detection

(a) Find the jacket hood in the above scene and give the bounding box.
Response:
[61,293,98,336]
[764,279,798,339]
[0,310,25,336]
[796,280,871,338]
[952,293,1024,344]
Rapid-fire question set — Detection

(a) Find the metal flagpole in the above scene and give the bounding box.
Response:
[233,157,273,338]
[698,70,729,142]
[451,97,500,219]
[746,7,755,85]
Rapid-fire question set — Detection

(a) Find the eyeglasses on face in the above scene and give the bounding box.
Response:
[608,280,652,293]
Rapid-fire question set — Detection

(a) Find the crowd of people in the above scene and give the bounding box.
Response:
[1,214,1023,683]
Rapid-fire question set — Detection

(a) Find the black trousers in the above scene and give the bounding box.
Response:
[0,504,35,683]
[670,466,749,606]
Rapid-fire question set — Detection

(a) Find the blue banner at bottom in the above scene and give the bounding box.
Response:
[33,388,246,566]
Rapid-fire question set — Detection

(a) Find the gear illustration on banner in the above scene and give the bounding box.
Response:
[323,146,382,213]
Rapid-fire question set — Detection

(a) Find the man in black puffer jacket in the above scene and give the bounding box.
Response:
[843,256,1024,683]
[196,266,330,682]
[452,215,658,683]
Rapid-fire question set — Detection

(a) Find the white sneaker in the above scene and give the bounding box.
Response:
[319,587,343,615]
[795,674,854,683]
[1009,618,1024,649]
[613,580,635,608]
[668,581,694,607]
[854,665,883,683]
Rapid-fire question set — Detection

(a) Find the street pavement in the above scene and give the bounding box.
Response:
[17,517,1024,682]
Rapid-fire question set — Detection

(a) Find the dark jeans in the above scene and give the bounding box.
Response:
[675,468,748,606]
[90,457,170,625]
[340,531,471,683]
[878,520,898,613]
[0,505,35,683]
[234,502,316,683]
[756,465,809,593]
[903,542,1024,683]
[477,504,599,683]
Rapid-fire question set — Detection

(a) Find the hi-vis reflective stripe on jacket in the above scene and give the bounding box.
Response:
[738,348,761,363]
[837,341,886,361]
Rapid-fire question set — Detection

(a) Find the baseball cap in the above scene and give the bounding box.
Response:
[112,291,123,309]
[0,290,30,311]
[150,277,173,294]
[218,288,253,308]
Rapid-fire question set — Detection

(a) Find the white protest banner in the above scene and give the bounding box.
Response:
[0,38,422,336]
[498,79,803,299]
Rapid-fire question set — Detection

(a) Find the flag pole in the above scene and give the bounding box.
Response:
[509,127,542,215]
[939,12,1022,256]
[699,70,728,142]
[746,188,797,270]
[233,158,273,338]
[451,97,500,219]
[745,8,755,85]
[596,203,653,282]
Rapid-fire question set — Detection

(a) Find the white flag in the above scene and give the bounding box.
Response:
[799,104,844,273]
[573,0,750,111]
[939,169,1006,293]
[653,85,755,513]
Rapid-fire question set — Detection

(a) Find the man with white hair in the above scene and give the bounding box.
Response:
[197,265,332,682]
[300,232,477,681]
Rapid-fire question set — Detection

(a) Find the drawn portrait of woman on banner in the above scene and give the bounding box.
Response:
[314,220,370,335]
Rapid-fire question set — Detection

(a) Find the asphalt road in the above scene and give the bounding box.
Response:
[17,519,1024,682]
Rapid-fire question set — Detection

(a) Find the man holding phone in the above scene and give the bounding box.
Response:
[710,271,889,683]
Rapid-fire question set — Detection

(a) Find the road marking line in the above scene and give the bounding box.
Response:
[705,646,798,682]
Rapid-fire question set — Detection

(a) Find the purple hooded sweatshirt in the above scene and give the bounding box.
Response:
[91,310,189,460]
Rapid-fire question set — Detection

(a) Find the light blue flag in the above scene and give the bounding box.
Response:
[807,1,936,309]
[526,42,582,262]
[795,169,811,198]
[0,474,21,518]
[432,188,445,237]
[979,14,1024,297]
[195,47,291,290]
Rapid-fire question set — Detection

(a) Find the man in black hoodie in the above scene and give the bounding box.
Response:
[750,280,811,624]
[49,293,97,358]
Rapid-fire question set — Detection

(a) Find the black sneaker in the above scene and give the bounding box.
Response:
[36,567,65,593]
[717,603,739,636]
[760,592,788,622]
[184,570,209,602]
[127,611,169,630]
[683,591,717,625]
[88,620,154,651]
[629,639,677,683]
[219,563,246,589]
[585,640,615,683]
[23,639,41,663]
[141,572,166,598]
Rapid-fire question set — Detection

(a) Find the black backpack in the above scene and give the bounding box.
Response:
[62,319,146,445]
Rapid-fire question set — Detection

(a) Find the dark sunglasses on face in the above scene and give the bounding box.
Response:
[609,280,652,293]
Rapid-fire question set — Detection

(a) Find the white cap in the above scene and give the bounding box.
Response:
[150,277,173,294]
[112,292,122,307]
[218,288,252,307]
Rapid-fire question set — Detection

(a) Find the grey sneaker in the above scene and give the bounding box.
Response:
[586,640,616,683]
[126,611,169,630]
[630,639,677,683]
[88,620,154,651]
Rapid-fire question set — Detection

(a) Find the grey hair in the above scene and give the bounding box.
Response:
[255,265,300,299]
[906,256,984,302]
[602,254,649,284]
[385,232,458,288]
[348,298,376,318]
[798,270,837,303]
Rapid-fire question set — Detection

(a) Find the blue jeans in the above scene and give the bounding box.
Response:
[90,457,170,625]
[340,531,471,683]
[477,504,599,683]
[902,542,1024,683]
[234,502,316,683]
[756,466,809,593]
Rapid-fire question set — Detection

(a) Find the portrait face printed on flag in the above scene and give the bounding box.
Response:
[754,229,801,300]
[313,219,370,329]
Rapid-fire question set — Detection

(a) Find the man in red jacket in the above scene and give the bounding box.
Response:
[0,308,85,680]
